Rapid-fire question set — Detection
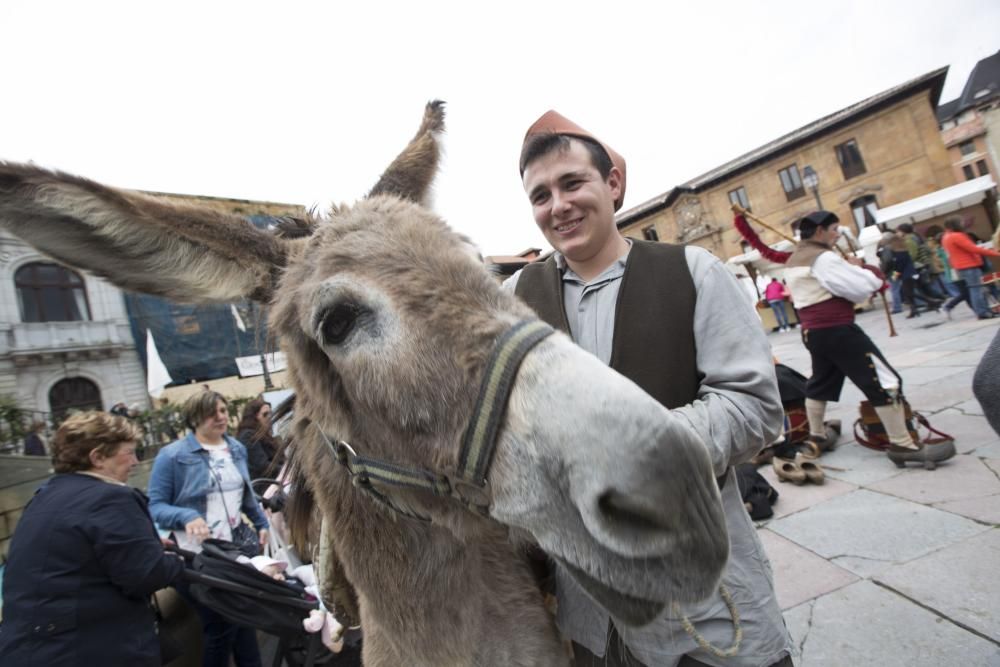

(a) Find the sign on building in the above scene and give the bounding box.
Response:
[234,351,288,378]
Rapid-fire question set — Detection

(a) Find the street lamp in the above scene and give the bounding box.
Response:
[802,165,823,210]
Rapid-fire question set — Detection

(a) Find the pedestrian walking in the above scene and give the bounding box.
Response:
[765,277,791,331]
[941,218,1000,319]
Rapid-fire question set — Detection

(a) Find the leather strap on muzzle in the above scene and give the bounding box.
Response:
[317,319,554,521]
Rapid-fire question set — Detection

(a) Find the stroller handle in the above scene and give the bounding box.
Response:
[252,477,288,512]
[179,568,318,611]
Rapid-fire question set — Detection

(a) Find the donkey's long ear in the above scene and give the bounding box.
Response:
[0,163,289,303]
[366,100,445,207]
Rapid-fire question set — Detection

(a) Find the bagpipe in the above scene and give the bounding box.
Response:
[731,204,897,336]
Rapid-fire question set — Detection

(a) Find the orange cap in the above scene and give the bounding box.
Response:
[523,110,627,210]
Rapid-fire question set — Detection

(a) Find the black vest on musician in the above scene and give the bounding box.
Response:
[514,240,699,410]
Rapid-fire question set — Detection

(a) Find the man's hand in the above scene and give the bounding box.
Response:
[185,517,210,542]
[259,528,270,548]
[846,256,864,267]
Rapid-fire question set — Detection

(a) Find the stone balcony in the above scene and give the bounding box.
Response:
[0,320,134,364]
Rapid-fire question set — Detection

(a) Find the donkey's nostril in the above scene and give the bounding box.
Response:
[597,490,672,535]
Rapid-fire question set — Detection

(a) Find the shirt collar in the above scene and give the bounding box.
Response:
[183,432,230,452]
[77,470,127,486]
[555,239,632,285]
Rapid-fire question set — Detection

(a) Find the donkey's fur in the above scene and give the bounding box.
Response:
[0,102,730,666]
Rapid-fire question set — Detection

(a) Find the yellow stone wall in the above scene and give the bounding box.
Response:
[621,90,957,260]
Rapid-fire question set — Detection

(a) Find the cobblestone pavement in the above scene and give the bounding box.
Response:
[761,304,1000,666]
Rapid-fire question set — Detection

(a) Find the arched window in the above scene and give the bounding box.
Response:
[850,195,879,233]
[49,377,103,419]
[14,262,91,322]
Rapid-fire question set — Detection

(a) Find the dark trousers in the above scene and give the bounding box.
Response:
[176,581,262,667]
[900,277,941,314]
[802,324,900,407]
[571,623,794,666]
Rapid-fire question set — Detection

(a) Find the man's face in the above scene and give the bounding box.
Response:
[813,223,841,247]
[522,140,622,264]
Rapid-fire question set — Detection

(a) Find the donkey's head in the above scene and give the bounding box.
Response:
[0,102,728,625]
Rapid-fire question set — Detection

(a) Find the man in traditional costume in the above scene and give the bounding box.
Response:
[783,211,956,468]
[505,110,793,667]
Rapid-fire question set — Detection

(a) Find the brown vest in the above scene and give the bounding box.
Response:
[514,240,699,410]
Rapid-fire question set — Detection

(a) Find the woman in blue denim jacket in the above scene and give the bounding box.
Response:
[149,391,269,667]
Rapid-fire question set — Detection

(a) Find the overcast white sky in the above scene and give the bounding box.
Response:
[1,0,998,256]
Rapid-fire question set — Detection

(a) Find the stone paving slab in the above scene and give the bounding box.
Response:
[913,324,998,351]
[868,453,999,506]
[953,397,987,417]
[890,348,961,368]
[871,452,1000,524]
[876,528,1000,643]
[972,440,1000,460]
[913,409,999,455]
[758,529,858,610]
[768,489,988,578]
[757,465,856,519]
[783,580,1000,666]
[897,364,972,386]
[903,381,976,415]
[935,494,1000,525]
[812,441,906,487]
[927,348,994,368]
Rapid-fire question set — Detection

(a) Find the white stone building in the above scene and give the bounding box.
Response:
[0,230,148,420]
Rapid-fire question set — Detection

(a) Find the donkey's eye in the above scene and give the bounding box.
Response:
[320,302,365,345]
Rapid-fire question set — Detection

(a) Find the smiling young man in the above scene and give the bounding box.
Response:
[505,110,792,667]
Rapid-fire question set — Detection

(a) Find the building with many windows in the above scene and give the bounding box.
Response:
[0,229,148,420]
[937,48,1000,185]
[0,190,305,423]
[616,67,956,260]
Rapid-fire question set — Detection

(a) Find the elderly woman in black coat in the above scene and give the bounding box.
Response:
[0,411,184,666]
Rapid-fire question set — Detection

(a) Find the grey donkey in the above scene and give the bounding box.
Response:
[0,102,729,666]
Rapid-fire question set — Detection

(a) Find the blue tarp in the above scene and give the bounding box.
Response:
[125,214,281,385]
[125,296,274,385]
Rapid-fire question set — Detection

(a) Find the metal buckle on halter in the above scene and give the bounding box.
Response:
[332,439,356,466]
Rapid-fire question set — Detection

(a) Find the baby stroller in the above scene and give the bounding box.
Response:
[172,539,362,667]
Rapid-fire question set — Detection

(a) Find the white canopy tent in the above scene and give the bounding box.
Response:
[857,175,997,263]
[873,175,996,229]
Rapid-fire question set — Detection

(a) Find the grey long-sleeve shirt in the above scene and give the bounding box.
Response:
[505,243,792,667]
